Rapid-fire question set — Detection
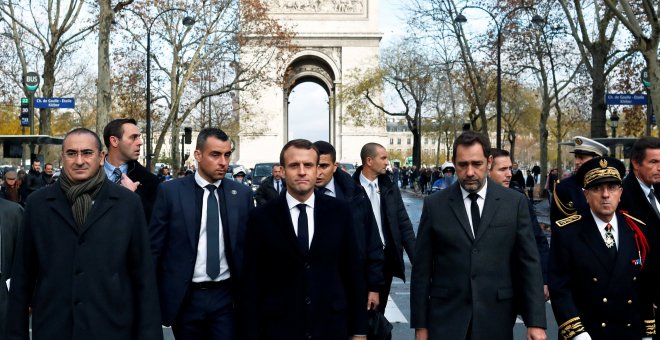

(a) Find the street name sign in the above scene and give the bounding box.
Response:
[606,93,647,105]
[33,97,75,109]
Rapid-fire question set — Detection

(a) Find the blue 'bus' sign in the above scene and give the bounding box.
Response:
[34,97,75,109]
[606,93,647,105]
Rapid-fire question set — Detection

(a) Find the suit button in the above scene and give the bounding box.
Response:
[633,276,637,281]
[305,262,310,269]
[592,277,598,282]
[472,249,478,254]
[602,298,607,303]
[627,299,632,304]
[305,297,311,305]
[627,324,631,327]
[601,323,606,328]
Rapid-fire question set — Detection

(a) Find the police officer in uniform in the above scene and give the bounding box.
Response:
[549,156,656,340]
[551,136,609,225]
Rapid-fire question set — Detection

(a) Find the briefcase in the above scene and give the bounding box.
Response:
[367,310,392,340]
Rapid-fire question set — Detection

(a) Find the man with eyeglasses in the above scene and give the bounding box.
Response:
[549,156,655,340]
[103,118,160,222]
[6,128,162,340]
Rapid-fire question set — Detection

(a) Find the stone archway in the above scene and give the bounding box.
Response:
[283,53,337,143]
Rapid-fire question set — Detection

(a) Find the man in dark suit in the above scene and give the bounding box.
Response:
[255,163,285,206]
[103,118,160,222]
[549,156,656,340]
[551,136,608,224]
[239,139,367,340]
[313,140,384,310]
[353,142,416,311]
[411,131,546,340]
[7,128,161,340]
[619,136,660,308]
[150,128,253,340]
[0,197,22,336]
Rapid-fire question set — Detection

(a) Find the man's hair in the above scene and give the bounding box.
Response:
[63,128,103,152]
[452,131,491,162]
[279,139,319,165]
[272,163,282,170]
[44,163,53,168]
[488,148,510,170]
[313,140,336,163]
[360,142,384,164]
[103,118,137,150]
[630,136,660,169]
[196,128,229,151]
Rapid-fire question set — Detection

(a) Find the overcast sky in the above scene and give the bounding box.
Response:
[287,0,408,142]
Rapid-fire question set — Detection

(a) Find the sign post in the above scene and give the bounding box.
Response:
[23,72,40,161]
[641,68,653,135]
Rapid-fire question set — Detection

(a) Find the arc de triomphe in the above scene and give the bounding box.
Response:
[236,0,387,167]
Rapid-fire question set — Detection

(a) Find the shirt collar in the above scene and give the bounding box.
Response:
[359,172,378,188]
[636,176,654,196]
[286,191,315,210]
[324,177,336,195]
[460,180,488,200]
[591,210,617,230]
[103,157,128,177]
[194,171,222,189]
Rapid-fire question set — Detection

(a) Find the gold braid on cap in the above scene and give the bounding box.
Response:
[583,167,621,187]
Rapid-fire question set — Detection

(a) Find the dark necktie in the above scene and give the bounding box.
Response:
[468,193,480,235]
[297,203,309,253]
[112,168,122,184]
[321,187,330,196]
[648,188,660,217]
[276,180,281,193]
[604,223,617,260]
[206,184,220,279]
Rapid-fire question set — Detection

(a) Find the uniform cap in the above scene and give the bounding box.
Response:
[576,157,625,189]
[232,166,246,176]
[570,136,609,157]
[441,161,455,171]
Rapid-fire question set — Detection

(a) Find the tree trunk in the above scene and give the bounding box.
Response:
[96,0,113,135]
[590,49,608,138]
[508,131,516,161]
[171,120,181,174]
[642,50,659,134]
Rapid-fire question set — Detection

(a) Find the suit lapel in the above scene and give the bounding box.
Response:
[221,182,238,252]
[182,176,199,250]
[448,184,474,241]
[475,181,500,242]
[611,214,637,279]
[276,196,303,256]
[47,185,80,233]
[580,214,614,272]
[82,181,116,234]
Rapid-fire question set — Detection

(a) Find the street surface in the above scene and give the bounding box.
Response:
[162,189,558,339]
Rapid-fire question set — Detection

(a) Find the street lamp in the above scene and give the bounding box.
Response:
[454,6,539,149]
[610,110,620,138]
[125,8,195,170]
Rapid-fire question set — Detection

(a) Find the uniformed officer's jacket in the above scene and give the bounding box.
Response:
[549,212,655,340]
[551,175,589,226]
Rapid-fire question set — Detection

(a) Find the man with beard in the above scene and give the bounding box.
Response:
[23,159,43,197]
[411,131,546,340]
[41,163,57,186]
[6,128,161,340]
[103,118,160,221]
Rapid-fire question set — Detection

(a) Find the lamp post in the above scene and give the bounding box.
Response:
[610,110,620,138]
[454,6,539,149]
[125,8,195,170]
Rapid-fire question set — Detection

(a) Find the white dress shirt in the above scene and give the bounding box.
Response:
[636,177,660,213]
[286,192,315,247]
[460,181,488,237]
[591,211,618,250]
[323,177,337,197]
[192,172,230,282]
[359,173,385,244]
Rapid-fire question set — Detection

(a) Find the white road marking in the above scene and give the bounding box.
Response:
[385,295,408,323]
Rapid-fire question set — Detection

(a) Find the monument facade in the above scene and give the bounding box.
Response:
[237,0,386,168]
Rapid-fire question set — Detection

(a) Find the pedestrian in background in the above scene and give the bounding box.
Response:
[0,170,23,205]
[22,159,43,197]
[6,128,162,340]
[255,163,285,206]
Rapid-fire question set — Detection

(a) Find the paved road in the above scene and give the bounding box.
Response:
[162,190,558,339]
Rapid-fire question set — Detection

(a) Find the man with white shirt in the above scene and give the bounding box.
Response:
[549,156,655,340]
[353,142,415,312]
[150,128,254,339]
[239,139,367,340]
[411,131,546,340]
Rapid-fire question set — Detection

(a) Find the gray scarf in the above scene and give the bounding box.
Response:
[59,167,106,233]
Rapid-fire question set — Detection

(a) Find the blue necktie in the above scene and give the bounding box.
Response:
[112,168,122,184]
[297,203,309,253]
[206,184,220,279]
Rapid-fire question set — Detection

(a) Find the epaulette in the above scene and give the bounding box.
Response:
[644,319,656,336]
[559,316,586,340]
[556,214,581,227]
[621,212,646,225]
[553,183,576,217]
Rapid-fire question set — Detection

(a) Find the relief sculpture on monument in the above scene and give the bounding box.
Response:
[270,0,364,14]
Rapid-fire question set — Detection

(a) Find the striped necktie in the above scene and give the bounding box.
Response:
[112,168,122,184]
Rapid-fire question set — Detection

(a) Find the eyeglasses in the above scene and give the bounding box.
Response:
[63,149,97,159]
[586,183,622,193]
[5,177,16,180]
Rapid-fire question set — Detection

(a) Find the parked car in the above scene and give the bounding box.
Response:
[250,162,278,192]
[340,163,356,175]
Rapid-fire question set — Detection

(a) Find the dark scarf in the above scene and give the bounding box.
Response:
[59,167,107,233]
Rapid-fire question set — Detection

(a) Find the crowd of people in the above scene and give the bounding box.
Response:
[0,121,657,340]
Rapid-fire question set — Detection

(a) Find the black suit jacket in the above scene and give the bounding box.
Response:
[255,175,285,206]
[549,212,655,339]
[6,181,161,340]
[150,174,253,326]
[411,180,546,339]
[551,175,588,225]
[619,172,660,306]
[0,198,22,336]
[126,160,160,222]
[239,193,367,339]
[353,167,416,280]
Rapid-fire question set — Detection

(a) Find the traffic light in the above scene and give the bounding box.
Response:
[20,98,29,127]
[184,127,192,144]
